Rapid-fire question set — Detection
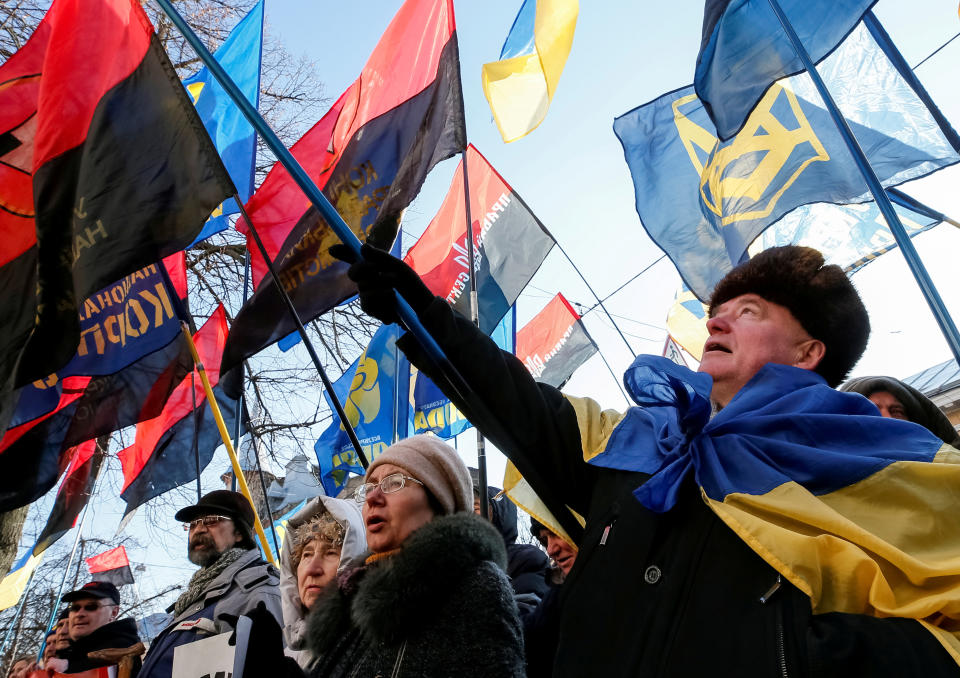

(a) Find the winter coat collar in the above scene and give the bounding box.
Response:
[278,496,367,651]
[307,512,507,651]
[166,548,272,621]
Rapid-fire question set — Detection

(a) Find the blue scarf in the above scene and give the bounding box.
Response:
[589,356,943,512]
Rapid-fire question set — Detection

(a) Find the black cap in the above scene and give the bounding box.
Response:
[174,490,255,530]
[62,581,120,605]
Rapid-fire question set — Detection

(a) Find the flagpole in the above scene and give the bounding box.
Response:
[765,0,960,364]
[190,372,201,502]
[247,422,281,558]
[460,150,490,520]
[157,0,586,540]
[233,198,368,470]
[154,0,486,432]
[0,567,36,658]
[36,449,104,662]
[550,239,636,357]
[231,252,251,493]
[887,188,960,230]
[179,321,276,566]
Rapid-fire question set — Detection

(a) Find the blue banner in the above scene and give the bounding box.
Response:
[412,307,515,439]
[9,262,184,429]
[185,0,263,243]
[695,0,875,141]
[615,21,960,300]
[313,325,409,496]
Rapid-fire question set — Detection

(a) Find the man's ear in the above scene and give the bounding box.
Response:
[234,528,244,545]
[795,339,826,371]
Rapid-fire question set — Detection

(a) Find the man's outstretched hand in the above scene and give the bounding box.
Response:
[330,243,436,325]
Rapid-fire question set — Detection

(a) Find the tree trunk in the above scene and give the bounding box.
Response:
[0,505,28,578]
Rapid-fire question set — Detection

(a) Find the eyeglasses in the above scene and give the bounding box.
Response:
[354,472,424,504]
[182,515,232,531]
[69,601,116,613]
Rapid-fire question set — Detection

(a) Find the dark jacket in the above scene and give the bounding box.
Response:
[139,549,281,678]
[398,297,959,678]
[482,482,551,600]
[305,513,524,678]
[65,617,142,675]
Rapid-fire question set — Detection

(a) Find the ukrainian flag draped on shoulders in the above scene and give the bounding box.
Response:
[578,355,960,663]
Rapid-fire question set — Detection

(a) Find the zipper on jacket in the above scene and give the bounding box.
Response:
[390,640,407,678]
[775,614,789,678]
[759,575,788,678]
[599,518,616,546]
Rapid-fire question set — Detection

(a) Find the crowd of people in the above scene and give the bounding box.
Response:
[6,244,960,677]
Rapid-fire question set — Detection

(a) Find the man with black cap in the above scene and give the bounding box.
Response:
[334,243,960,676]
[47,580,142,675]
[138,490,281,678]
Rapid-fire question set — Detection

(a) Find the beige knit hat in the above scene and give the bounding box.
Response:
[365,435,472,515]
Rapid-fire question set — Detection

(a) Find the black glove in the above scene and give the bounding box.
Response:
[330,243,436,325]
[230,602,306,678]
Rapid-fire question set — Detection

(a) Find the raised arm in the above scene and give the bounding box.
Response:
[332,244,601,539]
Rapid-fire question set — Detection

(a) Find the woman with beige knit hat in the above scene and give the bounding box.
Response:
[304,434,525,677]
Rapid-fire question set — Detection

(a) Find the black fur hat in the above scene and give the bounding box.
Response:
[709,246,870,387]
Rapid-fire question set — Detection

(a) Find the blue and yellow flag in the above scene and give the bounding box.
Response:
[481,0,578,143]
[695,0,876,141]
[314,325,410,496]
[412,307,515,439]
[589,355,960,664]
[615,21,960,300]
[184,0,263,243]
[0,548,41,612]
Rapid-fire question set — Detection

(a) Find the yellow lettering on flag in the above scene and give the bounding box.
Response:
[481,0,578,143]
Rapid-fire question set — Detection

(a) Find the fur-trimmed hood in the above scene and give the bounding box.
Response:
[307,512,507,653]
[279,496,367,652]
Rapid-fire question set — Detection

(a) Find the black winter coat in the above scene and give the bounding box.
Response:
[482,483,550,600]
[304,513,525,678]
[65,617,142,675]
[398,297,959,678]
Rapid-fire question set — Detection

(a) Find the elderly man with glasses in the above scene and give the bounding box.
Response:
[43,581,143,675]
[138,490,282,678]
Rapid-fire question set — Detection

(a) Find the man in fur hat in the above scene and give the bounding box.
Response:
[333,243,960,677]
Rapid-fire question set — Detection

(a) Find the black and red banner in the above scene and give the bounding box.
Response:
[85,545,135,587]
[119,306,235,515]
[222,0,466,375]
[32,438,104,557]
[405,143,555,334]
[0,256,193,511]
[0,0,231,416]
[516,293,597,389]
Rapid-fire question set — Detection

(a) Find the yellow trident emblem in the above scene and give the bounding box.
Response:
[673,84,829,226]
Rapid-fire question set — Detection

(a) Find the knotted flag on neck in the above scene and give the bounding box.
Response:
[591,355,960,663]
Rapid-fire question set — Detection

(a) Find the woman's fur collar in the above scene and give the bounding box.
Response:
[307,512,506,650]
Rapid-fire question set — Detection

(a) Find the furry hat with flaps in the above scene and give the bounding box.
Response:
[709,245,870,387]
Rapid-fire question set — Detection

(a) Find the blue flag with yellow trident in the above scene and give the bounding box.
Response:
[614,21,960,301]
[313,325,410,496]
[184,0,263,244]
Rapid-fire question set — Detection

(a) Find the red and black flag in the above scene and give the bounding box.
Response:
[0,260,193,511]
[0,0,232,422]
[85,546,135,587]
[119,306,236,516]
[404,144,555,334]
[32,438,105,557]
[221,0,466,376]
[516,293,598,389]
